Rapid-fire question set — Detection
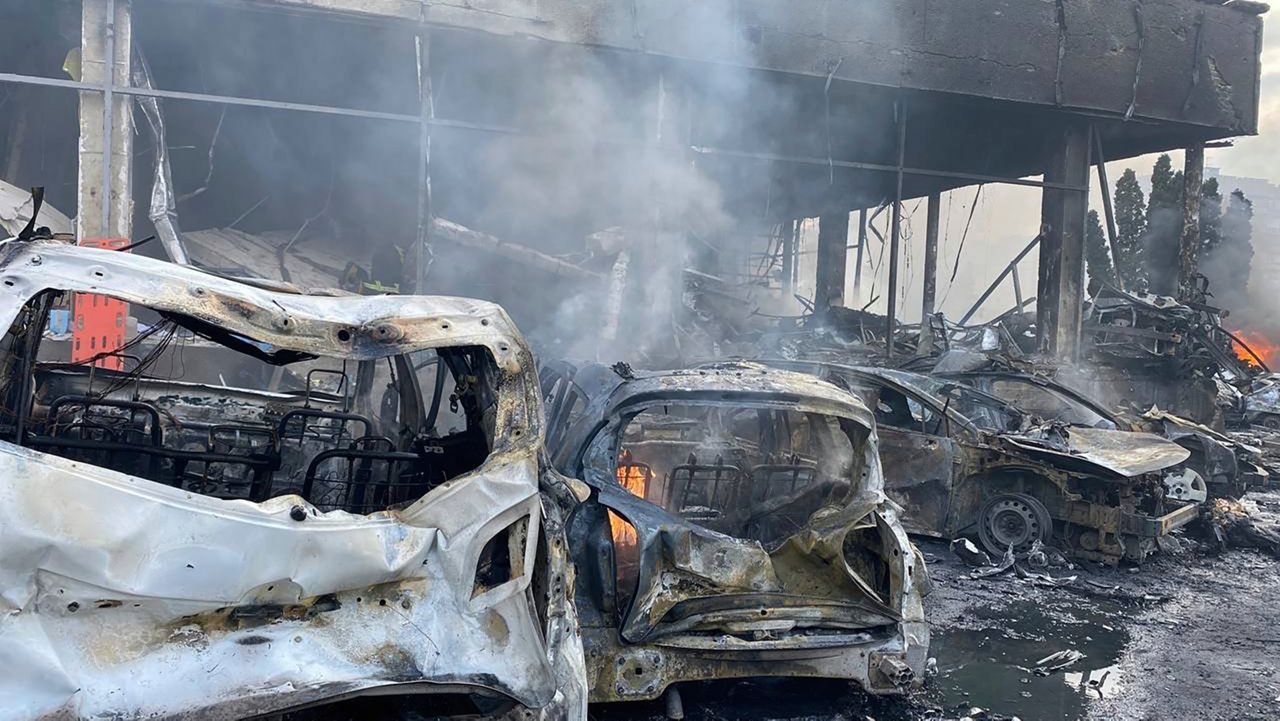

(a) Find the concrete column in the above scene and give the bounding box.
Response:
[852,208,867,298]
[1036,122,1090,358]
[77,0,133,241]
[886,101,907,356]
[781,219,797,295]
[922,192,941,318]
[919,192,941,353]
[413,28,434,292]
[816,212,849,310]
[1179,142,1205,300]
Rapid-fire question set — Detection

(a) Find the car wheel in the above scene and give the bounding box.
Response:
[977,492,1052,557]
[1262,414,1280,430]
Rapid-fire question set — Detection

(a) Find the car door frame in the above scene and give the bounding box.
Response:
[832,371,979,539]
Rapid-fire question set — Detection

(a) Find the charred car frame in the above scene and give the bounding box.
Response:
[0,238,585,720]
[766,362,1199,565]
[540,361,930,705]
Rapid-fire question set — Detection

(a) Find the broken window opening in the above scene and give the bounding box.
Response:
[0,291,500,515]
[473,516,530,597]
[986,378,1117,429]
[612,403,867,548]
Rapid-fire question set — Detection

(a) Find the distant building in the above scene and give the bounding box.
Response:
[1206,167,1280,247]
[1206,167,1279,309]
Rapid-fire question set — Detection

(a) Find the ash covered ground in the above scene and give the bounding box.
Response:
[595,489,1280,721]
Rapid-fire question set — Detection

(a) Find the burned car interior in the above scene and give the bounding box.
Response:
[615,404,864,545]
[0,289,499,515]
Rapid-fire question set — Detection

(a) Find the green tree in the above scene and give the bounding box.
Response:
[1147,154,1184,212]
[1113,168,1148,289]
[1085,209,1116,294]
[1198,176,1223,259]
[1144,154,1185,294]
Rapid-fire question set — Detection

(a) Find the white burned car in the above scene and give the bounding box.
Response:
[0,237,585,720]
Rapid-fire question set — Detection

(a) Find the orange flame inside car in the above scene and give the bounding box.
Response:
[610,450,651,548]
[1230,327,1280,369]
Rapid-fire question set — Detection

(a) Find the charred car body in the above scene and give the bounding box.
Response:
[766,362,1198,565]
[936,370,1267,500]
[540,361,929,704]
[0,238,585,720]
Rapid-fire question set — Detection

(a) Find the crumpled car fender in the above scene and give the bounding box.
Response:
[0,443,574,721]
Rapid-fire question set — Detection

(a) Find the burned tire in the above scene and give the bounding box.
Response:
[977,493,1052,557]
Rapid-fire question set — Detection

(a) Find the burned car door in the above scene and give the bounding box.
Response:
[848,380,961,538]
[540,360,588,453]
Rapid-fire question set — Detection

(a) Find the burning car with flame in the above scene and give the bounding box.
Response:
[0,236,585,720]
[539,361,930,705]
[765,362,1199,565]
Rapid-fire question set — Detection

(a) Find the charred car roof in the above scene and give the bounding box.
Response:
[584,361,875,427]
[763,359,1191,479]
[0,238,528,372]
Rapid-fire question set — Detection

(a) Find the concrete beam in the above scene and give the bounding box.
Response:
[237,0,1262,135]
[1037,122,1090,359]
[77,0,133,241]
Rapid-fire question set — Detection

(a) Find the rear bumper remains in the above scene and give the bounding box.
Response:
[584,620,930,702]
[0,443,585,721]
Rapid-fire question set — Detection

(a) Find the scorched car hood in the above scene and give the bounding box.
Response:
[1002,426,1191,478]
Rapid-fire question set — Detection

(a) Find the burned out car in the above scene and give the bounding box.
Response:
[767,362,1198,565]
[1238,374,1280,431]
[539,361,930,705]
[0,238,585,720]
[936,370,1267,500]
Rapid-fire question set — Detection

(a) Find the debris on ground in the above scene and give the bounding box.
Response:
[1032,650,1086,676]
[1202,497,1280,558]
[951,538,992,567]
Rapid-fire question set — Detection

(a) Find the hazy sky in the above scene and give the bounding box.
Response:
[849,24,1280,325]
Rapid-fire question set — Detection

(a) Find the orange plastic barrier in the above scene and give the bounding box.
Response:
[72,238,130,370]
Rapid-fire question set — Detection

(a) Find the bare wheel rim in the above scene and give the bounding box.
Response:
[984,497,1041,551]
